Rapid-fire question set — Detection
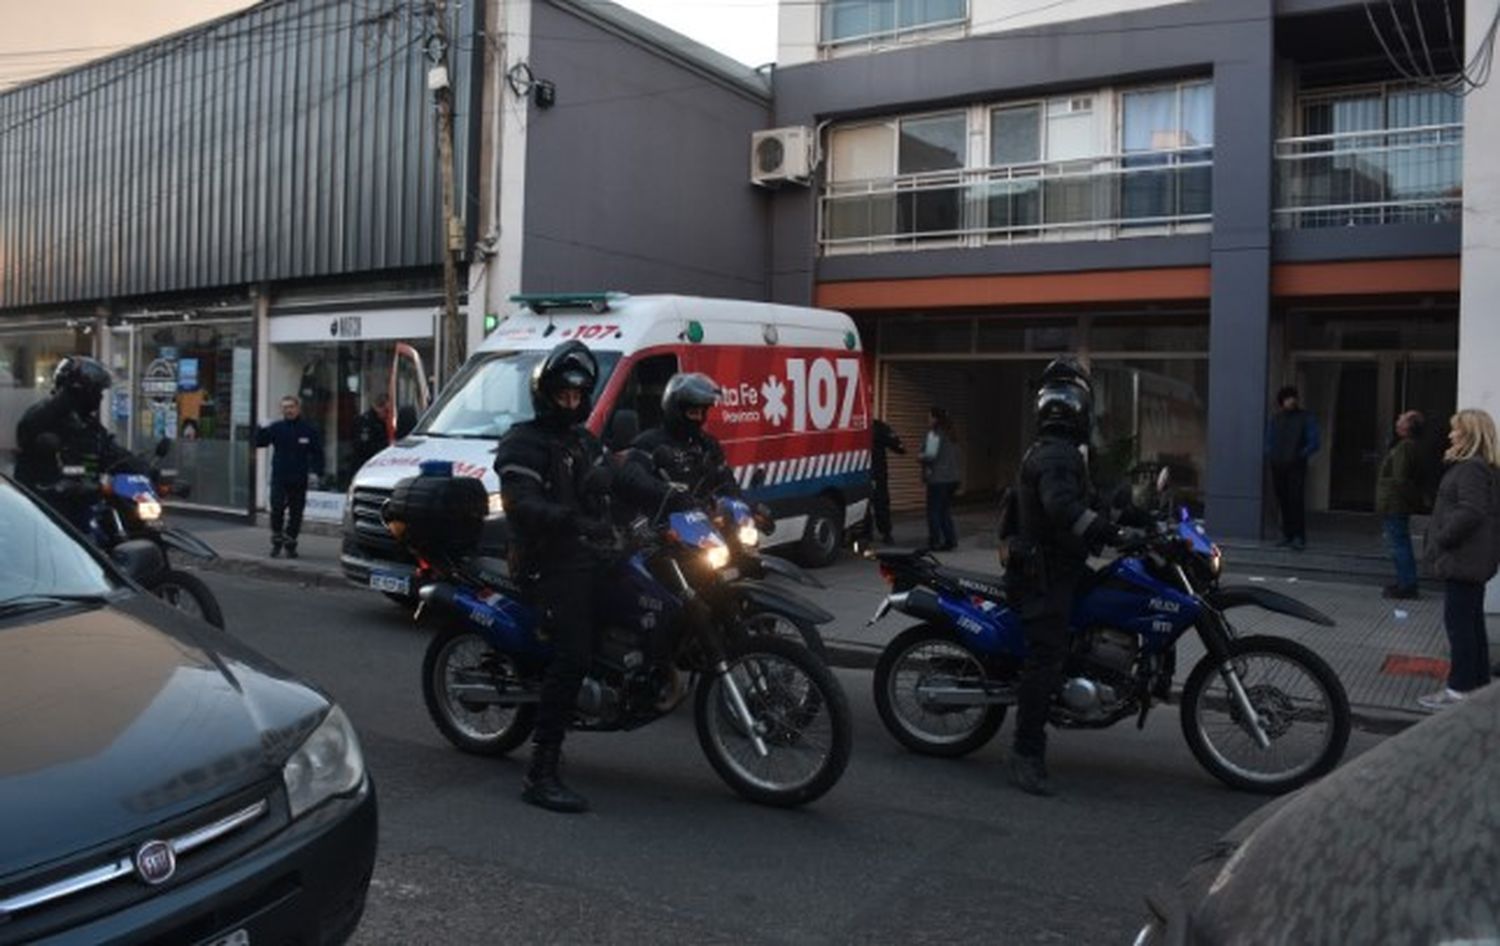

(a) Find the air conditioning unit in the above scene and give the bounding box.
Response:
[750,126,814,187]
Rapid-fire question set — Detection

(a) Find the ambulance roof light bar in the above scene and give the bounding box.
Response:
[510,292,627,314]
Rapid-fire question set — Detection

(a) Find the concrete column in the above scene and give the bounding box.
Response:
[1204,2,1275,539]
[1459,0,1500,607]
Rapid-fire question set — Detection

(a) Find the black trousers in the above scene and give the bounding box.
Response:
[533,560,603,746]
[871,473,893,539]
[1443,580,1493,692]
[1013,569,1081,759]
[1270,461,1307,542]
[269,480,308,546]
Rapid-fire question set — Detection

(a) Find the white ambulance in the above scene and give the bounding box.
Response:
[340,293,873,598]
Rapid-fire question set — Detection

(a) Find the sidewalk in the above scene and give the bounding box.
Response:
[174,508,1472,732]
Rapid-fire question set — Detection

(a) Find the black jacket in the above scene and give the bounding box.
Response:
[14,395,130,491]
[871,420,905,480]
[624,426,739,503]
[1017,435,1120,573]
[1425,458,1500,583]
[255,418,324,485]
[351,409,388,470]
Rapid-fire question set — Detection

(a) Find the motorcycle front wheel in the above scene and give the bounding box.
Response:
[422,625,536,756]
[741,609,828,661]
[873,624,1006,757]
[150,568,226,629]
[694,637,851,807]
[1180,635,1351,794]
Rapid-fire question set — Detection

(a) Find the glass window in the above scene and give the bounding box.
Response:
[1285,312,1457,351]
[830,123,896,182]
[975,318,1076,353]
[822,0,965,44]
[0,329,90,471]
[990,105,1041,166]
[1089,315,1209,352]
[898,114,965,173]
[418,350,621,441]
[609,353,679,434]
[879,318,973,354]
[1122,82,1214,223]
[1090,358,1209,505]
[0,478,116,602]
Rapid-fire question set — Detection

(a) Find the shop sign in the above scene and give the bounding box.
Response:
[178,358,199,392]
[141,359,179,401]
[304,490,347,523]
[330,316,362,339]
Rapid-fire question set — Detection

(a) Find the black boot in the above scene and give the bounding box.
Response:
[1008,751,1055,797]
[521,742,589,813]
[270,535,284,558]
[284,540,299,560]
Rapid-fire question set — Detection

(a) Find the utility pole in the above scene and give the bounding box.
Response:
[429,0,464,385]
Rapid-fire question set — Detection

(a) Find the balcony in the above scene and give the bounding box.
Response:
[1274,124,1462,229]
[819,148,1213,255]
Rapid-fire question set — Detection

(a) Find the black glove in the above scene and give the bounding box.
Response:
[666,489,698,513]
[574,515,615,542]
[1113,526,1149,549]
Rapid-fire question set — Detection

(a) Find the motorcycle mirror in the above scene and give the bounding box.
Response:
[110,540,166,585]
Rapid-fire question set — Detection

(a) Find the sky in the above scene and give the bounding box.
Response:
[0,0,779,91]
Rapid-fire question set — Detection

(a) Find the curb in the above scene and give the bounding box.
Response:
[200,552,351,589]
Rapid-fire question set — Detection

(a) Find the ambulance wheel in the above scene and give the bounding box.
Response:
[798,498,843,568]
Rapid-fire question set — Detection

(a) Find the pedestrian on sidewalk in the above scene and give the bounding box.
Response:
[1418,408,1500,712]
[1265,386,1320,551]
[920,406,961,551]
[1376,410,1426,599]
[255,395,324,559]
[868,418,905,544]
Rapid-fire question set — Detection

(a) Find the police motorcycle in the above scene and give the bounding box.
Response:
[47,434,225,628]
[385,460,853,808]
[868,469,1351,795]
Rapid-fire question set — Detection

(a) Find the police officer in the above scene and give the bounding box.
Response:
[625,372,739,499]
[14,356,130,528]
[1009,357,1143,796]
[254,395,324,559]
[494,341,668,813]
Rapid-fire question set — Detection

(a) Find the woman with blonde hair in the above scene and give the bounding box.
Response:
[1420,408,1500,710]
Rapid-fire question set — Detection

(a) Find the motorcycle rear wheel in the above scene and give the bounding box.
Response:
[1180,635,1350,794]
[422,625,536,756]
[695,637,851,807]
[150,568,226,629]
[873,624,1006,758]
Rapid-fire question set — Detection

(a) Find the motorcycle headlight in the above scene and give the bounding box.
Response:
[135,497,162,521]
[704,543,731,570]
[736,523,759,548]
[282,705,367,820]
[487,492,504,517]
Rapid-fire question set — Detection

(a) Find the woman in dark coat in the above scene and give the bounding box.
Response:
[1420,408,1500,711]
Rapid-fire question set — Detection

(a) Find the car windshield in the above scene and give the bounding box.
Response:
[0,479,115,602]
[416,350,621,439]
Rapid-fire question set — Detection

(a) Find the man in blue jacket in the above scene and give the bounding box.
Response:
[1265,386,1320,551]
[256,395,324,558]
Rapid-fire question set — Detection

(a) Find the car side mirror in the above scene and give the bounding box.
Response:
[110,540,166,585]
[607,409,640,452]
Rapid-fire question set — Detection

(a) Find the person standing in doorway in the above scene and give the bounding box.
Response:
[921,406,961,551]
[1265,386,1320,551]
[869,418,906,544]
[352,393,392,473]
[256,395,324,558]
[1419,409,1500,711]
[1376,410,1427,599]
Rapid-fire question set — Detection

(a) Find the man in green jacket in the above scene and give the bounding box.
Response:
[1376,411,1427,599]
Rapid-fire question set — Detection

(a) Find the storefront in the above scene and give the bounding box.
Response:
[0,319,95,472]
[266,308,438,522]
[107,311,257,512]
[865,310,1210,512]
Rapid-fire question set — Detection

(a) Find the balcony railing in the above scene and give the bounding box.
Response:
[819,148,1213,254]
[1274,123,1462,229]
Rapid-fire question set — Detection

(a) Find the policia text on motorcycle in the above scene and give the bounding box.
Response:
[1005,357,1150,797]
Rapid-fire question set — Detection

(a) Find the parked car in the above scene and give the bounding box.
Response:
[1133,678,1500,945]
[0,473,376,945]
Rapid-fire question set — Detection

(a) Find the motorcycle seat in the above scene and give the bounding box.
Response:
[933,565,1008,603]
[462,556,529,601]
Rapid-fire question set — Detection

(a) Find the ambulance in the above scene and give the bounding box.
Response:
[340,293,873,599]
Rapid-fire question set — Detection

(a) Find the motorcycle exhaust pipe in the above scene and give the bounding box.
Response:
[913,681,1016,707]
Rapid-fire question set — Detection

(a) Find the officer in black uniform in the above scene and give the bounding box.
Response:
[493,341,669,813]
[625,372,740,499]
[1009,357,1143,797]
[14,356,131,528]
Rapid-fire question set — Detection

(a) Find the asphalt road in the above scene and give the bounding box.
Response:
[200,571,1380,945]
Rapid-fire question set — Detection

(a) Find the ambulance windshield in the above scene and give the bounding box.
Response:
[416,350,620,438]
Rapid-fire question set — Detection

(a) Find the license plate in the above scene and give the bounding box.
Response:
[369,570,410,595]
[201,930,248,946]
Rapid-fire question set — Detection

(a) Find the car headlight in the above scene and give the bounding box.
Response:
[282,705,366,819]
[704,544,731,570]
[135,498,162,521]
[736,523,759,548]
[488,492,504,516]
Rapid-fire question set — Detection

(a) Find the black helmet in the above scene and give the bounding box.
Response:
[1035,356,1093,442]
[530,341,598,427]
[662,372,721,438]
[53,356,112,414]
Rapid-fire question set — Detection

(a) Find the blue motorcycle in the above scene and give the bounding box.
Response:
[868,505,1351,794]
[401,495,853,808]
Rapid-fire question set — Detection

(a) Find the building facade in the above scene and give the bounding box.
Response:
[766,0,1469,537]
[0,0,771,521]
